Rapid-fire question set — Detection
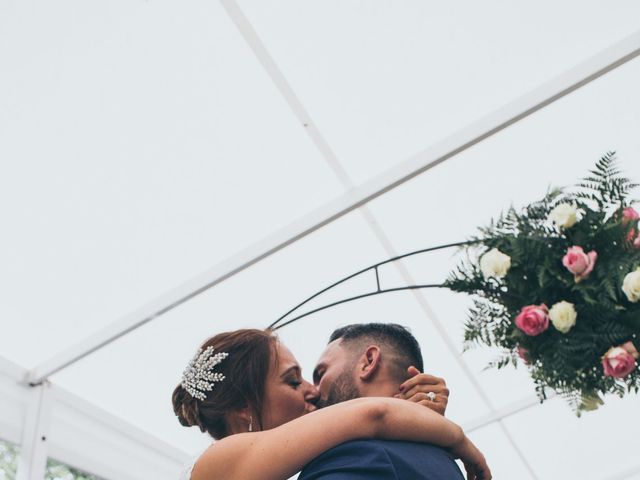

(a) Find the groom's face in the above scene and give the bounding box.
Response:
[312,339,360,408]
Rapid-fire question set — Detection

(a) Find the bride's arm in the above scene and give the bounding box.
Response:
[192,397,475,480]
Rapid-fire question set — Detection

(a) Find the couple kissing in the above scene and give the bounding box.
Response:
[173,323,491,479]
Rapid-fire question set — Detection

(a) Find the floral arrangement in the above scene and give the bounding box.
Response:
[445,152,640,413]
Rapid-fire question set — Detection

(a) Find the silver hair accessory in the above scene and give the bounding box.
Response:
[426,392,437,402]
[181,346,229,401]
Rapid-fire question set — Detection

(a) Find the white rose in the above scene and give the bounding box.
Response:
[622,268,640,303]
[548,203,579,228]
[548,301,577,333]
[479,248,511,279]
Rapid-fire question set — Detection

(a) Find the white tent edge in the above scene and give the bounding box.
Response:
[6,5,640,480]
[1,356,189,480]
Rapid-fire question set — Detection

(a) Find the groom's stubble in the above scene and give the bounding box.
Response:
[315,368,360,409]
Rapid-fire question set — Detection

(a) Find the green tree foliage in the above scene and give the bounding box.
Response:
[45,459,101,480]
[0,441,18,480]
[0,439,102,480]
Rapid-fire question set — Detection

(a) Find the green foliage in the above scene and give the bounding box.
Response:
[0,441,18,480]
[0,438,102,480]
[45,459,102,480]
[445,153,640,414]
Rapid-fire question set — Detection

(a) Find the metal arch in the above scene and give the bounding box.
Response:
[268,240,474,330]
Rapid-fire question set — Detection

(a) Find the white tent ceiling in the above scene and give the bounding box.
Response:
[2,1,640,479]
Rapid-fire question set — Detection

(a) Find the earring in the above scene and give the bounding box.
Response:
[249,415,253,432]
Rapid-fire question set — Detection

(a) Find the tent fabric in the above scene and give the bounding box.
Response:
[2,2,640,479]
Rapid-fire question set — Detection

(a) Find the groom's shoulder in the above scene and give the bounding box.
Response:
[299,439,463,480]
[299,440,397,480]
[304,438,457,460]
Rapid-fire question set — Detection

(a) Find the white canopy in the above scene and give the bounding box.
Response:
[2,1,640,479]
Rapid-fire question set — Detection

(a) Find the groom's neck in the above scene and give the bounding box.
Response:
[358,379,400,398]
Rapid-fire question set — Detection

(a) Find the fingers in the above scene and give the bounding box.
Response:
[399,371,445,393]
[462,461,475,480]
[453,437,489,480]
[463,461,491,480]
[396,367,450,415]
[401,382,450,401]
[394,391,446,415]
[471,456,491,480]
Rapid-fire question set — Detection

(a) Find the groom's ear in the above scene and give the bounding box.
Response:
[358,345,382,382]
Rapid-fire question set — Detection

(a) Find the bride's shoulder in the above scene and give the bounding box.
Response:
[188,435,252,480]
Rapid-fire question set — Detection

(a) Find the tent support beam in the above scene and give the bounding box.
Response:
[463,392,557,433]
[27,20,640,385]
[16,383,52,480]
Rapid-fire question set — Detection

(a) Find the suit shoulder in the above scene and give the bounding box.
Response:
[305,439,392,464]
[299,440,396,480]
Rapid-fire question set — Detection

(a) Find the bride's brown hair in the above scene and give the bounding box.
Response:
[172,329,278,439]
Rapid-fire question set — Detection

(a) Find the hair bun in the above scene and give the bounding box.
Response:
[172,386,203,429]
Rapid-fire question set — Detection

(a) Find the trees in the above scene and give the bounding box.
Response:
[0,439,101,480]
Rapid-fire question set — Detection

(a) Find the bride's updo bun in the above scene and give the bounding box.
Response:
[172,329,278,439]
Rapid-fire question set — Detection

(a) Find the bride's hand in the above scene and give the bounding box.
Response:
[394,366,450,416]
[449,436,491,480]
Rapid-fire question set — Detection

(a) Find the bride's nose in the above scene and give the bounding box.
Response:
[303,381,320,406]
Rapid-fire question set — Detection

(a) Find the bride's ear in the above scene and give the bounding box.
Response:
[358,345,382,381]
[227,407,254,433]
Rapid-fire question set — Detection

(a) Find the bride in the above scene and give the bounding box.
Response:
[173,329,491,480]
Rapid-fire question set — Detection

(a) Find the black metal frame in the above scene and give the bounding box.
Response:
[268,240,477,330]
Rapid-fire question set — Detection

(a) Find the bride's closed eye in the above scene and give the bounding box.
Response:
[286,376,303,389]
[280,365,304,389]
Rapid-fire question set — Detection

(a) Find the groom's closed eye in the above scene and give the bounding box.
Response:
[313,366,325,385]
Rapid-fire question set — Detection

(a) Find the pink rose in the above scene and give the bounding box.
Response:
[562,246,597,282]
[626,228,637,243]
[622,208,640,246]
[622,341,640,359]
[622,207,640,225]
[515,304,549,336]
[602,345,638,378]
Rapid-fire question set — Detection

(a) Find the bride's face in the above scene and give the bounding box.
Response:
[260,342,319,430]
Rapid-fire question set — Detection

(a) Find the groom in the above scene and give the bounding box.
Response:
[299,323,464,479]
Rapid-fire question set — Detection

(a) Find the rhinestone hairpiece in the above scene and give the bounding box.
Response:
[181,346,229,401]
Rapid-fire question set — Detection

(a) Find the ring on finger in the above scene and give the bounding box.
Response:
[426,392,436,401]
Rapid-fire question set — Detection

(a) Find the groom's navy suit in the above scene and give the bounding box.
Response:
[299,439,464,479]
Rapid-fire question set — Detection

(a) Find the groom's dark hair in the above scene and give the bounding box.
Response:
[329,323,424,380]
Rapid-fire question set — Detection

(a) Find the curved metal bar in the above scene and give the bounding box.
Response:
[271,284,444,331]
[268,239,479,330]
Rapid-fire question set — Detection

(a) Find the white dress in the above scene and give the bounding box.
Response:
[177,453,301,479]
[177,458,196,480]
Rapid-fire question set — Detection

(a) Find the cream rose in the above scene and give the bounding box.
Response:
[548,203,579,228]
[622,268,640,303]
[479,248,511,279]
[548,301,577,333]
